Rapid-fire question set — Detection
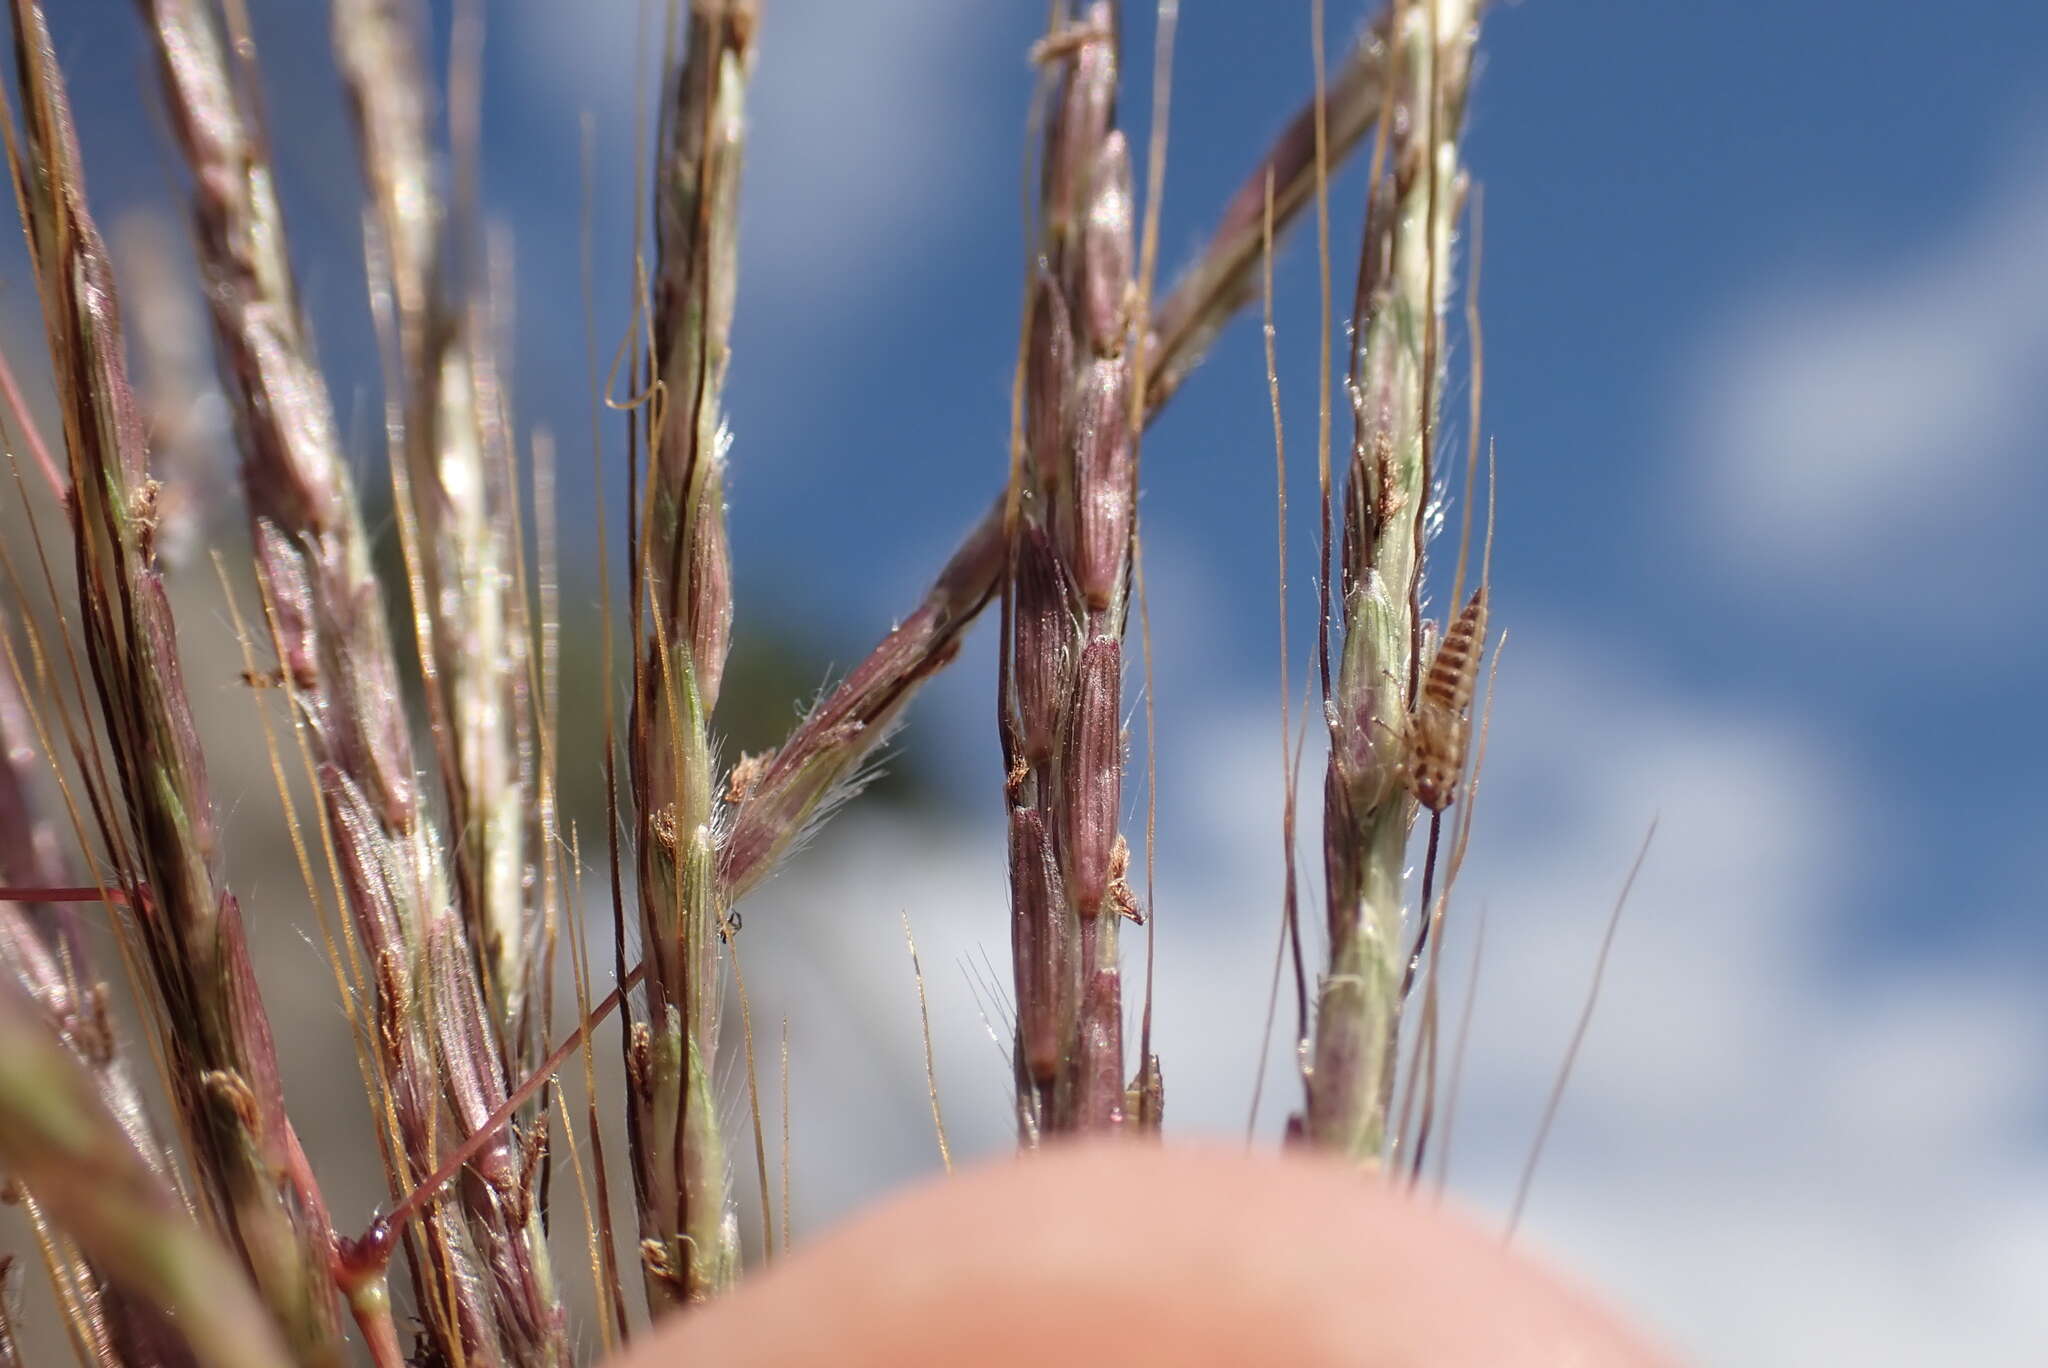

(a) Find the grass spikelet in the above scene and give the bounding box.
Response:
[624,0,755,1315]
[999,3,1144,1137]
[1,4,347,1354]
[140,3,570,1356]
[334,0,540,1076]
[1305,0,1482,1163]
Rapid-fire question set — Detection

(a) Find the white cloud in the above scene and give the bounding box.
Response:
[1438,630,2048,1364]
[1681,134,2048,625]
[728,621,2048,1364]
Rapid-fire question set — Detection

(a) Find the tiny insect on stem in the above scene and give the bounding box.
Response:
[1407,586,1487,812]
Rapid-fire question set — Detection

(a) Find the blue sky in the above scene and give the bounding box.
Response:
[16,2,2048,1361]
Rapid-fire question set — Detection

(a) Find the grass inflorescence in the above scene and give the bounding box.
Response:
[0,2,1505,1362]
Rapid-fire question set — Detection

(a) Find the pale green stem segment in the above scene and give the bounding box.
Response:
[1307,0,1479,1162]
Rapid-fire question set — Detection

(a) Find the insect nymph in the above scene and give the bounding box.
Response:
[1408,586,1487,812]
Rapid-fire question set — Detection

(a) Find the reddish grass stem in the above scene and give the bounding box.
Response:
[0,344,63,501]
[0,885,127,905]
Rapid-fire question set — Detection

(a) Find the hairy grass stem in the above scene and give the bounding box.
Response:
[1305,0,1483,1162]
